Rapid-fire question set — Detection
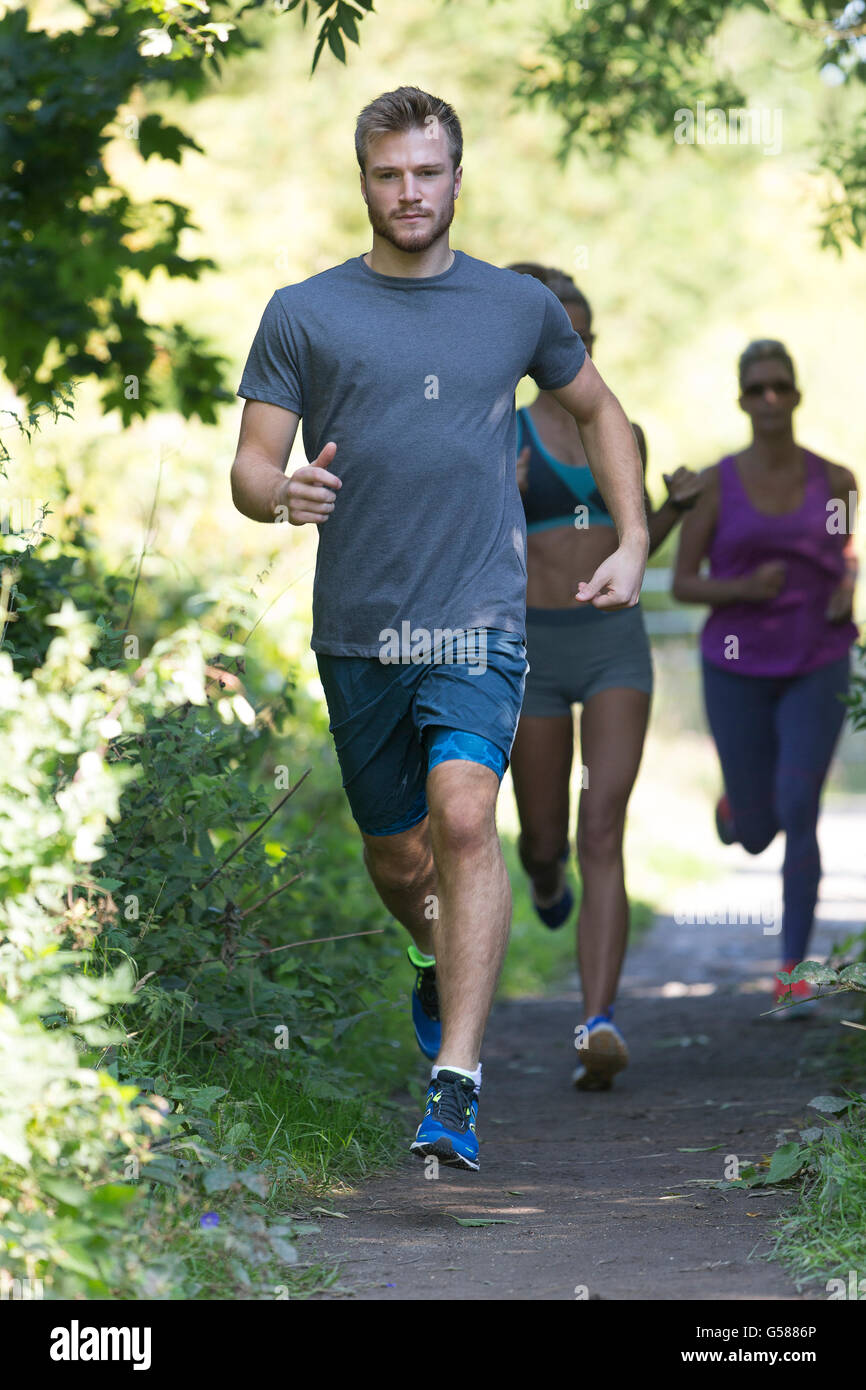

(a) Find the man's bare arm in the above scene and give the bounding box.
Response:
[230,399,341,525]
[551,357,648,607]
[552,357,647,543]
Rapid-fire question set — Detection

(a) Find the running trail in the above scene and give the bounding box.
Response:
[303,805,864,1301]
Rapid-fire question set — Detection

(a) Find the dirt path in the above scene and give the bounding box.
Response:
[305,806,865,1301]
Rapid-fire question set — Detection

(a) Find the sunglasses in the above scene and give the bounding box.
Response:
[741,381,796,398]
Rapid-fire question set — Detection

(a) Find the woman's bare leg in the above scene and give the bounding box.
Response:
[510,713,574,904]
[576,687,650,1018]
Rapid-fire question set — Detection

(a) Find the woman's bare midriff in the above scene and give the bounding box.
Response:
[525,524,619,608]
[522,398,622,608]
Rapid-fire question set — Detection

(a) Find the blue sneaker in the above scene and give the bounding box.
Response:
[409,948,441,1060]
[410,1070,480,1171]
[572,1010,629,1091]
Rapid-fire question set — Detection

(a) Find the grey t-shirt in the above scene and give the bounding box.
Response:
[237,249,586,656]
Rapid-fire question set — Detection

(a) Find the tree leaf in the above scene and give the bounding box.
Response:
[327,23,346,62]
[791,961,837,985]
[765,1142,807,1184]
[808,1095,853,1114]
[187,1085,227,1111]
[447,1216,517,1227]
[42,1178,88,1207]
[203,1163,233,1193]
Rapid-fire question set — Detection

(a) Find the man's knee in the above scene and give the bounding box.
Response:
[428,789,497,858]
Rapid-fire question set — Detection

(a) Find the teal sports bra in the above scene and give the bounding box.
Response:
[518,406,614,533]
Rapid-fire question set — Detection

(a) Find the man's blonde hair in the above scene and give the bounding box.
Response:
[355,86,463,176]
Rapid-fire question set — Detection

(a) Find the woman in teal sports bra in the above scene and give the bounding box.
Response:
[506,262,702,1091]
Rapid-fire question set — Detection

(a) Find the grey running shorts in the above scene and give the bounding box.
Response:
[522,603,653,717]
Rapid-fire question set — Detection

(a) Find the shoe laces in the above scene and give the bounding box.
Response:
[431,1073,474,1132]
[416,964,440,1020]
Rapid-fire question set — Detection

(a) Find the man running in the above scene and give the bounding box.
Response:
[230,85,648,1170]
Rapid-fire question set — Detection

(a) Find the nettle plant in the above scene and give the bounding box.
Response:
[0,593,307,1298]
[0,593,215,1295]
[1,390,400,1296]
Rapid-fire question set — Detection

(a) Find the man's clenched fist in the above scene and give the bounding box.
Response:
[277,441,342,525]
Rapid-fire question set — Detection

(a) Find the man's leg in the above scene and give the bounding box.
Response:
[361,818,438,959]
[408,630,527,1168]
[424,757,509,1071]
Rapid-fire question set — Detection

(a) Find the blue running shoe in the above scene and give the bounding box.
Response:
[410,1070,479,1171]
[572,1010,629,1091]
[409,947,441,1060]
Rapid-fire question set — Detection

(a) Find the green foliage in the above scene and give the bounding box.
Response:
[722,1092,862,1195]
[0,389,134,673]
[768,1092,866,1287]
[770,953,866,1018]
[0,5,226,421]
[726,1139,812,1190]
[234,0,375,73]
[0,0,377,423]
[844,645,866,732]
[0,576,348,1295]
[516,0,753,157]
[515,0,866,251]
[0,397,408,1298]
[0,593,178,1295]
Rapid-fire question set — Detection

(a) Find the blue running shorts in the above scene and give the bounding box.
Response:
[315,629,528,835]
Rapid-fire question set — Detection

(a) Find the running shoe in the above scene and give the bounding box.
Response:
[572,1011,629,1091]
[409,947,441,1060]
[409,1070,479,1171]
[715,794,737,846]
[531,852,574,931]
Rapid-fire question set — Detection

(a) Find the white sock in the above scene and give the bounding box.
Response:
[432,1062,482,1094]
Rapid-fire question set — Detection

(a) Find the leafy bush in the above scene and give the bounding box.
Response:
[0,393,407,1299]
[0,597,195,1295]
[759,1094,866,1290]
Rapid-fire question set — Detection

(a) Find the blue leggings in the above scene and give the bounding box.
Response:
[702,655,850,962]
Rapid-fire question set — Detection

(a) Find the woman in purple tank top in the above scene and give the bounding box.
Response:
[673,340,859,1008]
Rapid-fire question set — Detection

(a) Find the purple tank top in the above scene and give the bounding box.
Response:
[700,451,857,677]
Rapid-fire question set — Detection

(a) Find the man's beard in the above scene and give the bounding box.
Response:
[365,192,456,254]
